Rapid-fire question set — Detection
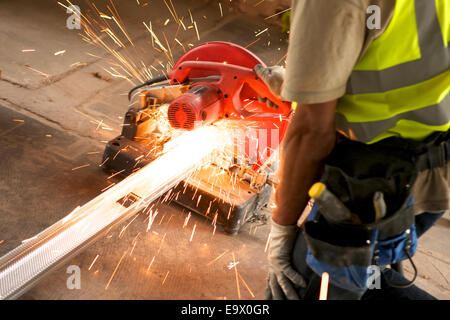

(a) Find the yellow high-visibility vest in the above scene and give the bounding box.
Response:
[337,0,450,144]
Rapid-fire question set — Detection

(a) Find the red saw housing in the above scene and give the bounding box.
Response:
[167,42,293,170]
[168,85,222,130]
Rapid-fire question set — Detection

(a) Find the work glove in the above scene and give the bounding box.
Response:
[265,218,307,300]
[254,64,285,109]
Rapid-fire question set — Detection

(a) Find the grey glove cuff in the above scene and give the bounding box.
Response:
[270,217,298,238]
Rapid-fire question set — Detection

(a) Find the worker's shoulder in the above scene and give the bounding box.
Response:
[298,0,395,20]
[336,0,395,12]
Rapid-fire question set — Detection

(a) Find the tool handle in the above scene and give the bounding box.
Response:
[168,61,292,116]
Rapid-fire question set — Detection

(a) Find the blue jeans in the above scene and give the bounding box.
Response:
[292,211,444,300]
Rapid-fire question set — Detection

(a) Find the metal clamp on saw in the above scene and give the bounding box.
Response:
[102,42,292,234]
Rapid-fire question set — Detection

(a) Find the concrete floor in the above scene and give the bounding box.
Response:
[0,0,448,300]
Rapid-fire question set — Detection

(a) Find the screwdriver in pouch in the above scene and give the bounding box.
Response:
[309,182,361,224]
[373,191,387,222]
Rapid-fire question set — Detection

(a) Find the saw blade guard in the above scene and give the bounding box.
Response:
[168,42,292,170]
[169,41,291,117]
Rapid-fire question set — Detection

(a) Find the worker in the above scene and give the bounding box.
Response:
[255,0,449,300]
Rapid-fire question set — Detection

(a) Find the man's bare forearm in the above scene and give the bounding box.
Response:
[272,100,338,226]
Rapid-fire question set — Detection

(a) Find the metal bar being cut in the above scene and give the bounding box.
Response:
[0,125,226,300]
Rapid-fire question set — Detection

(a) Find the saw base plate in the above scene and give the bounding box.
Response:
[102,135,272,234]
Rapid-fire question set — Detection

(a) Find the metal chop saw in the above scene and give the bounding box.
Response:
[103,41,293,234]
[0,42,293,300]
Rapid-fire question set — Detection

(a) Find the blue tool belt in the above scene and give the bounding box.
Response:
[301,131,450,295]
[304,195,417,294]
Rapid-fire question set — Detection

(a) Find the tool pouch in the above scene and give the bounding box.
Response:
[302,136,420,295]
[304,203,376,294]
[304,194,417,294]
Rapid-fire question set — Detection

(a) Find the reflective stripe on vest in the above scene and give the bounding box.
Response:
[337,0,450,144]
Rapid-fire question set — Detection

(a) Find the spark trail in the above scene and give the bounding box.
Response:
[0,124,228,299]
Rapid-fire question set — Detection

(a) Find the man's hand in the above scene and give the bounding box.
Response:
[254,64,285,108]
[266,218,307,300]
